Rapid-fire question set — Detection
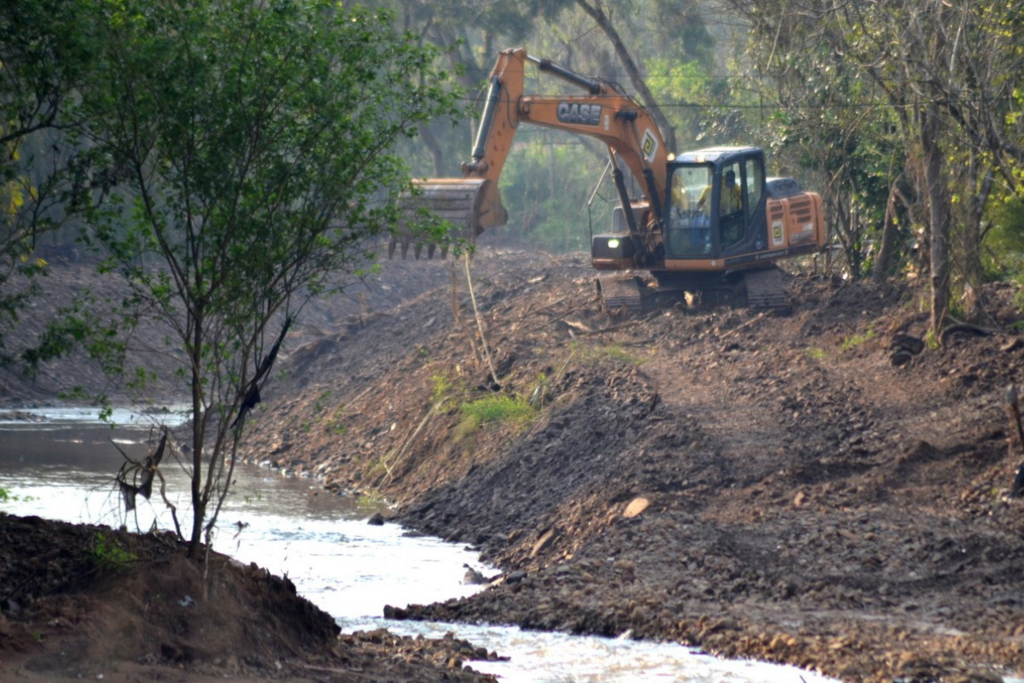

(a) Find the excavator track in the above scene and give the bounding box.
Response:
[599,269,790,315]
[743,267,789,311]
[596,276,645,313]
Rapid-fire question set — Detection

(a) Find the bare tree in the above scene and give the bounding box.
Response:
[573,0,679,154]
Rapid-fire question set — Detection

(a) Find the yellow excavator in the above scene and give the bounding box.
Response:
[392,47,826,310]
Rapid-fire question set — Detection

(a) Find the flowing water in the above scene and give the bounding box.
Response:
[0,407,839,682]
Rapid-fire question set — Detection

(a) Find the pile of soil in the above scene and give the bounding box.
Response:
[0,514,499,681]
[5,240,1024,682]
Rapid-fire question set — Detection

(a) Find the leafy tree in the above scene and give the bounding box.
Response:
[722,0,907,281]
[0,0,96,367]
[729,0,1024,331]
[57,0,458,558]
[389,0,572,178]
[984,198,1024,284]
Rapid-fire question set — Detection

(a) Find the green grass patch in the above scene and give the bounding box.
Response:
[804,346,828,360]
[91,533,136,569]
[461,395,536,424]
[570,341,644,366]
[431,373,458,409]
[455,394,537,440]
[839,327,877,353]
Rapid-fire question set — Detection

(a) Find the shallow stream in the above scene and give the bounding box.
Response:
[0,407,838,682]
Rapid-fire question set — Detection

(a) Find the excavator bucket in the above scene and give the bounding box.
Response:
[388,178,507,259]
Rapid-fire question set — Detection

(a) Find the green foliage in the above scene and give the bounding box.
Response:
[431,373,458,409]
[0,0,103,368]
[803,347,828,361]
[461,395,536,424]
[983,197,1024,282]
[90,532,136,569]
[497,137,615,253]
[30,0,463,557]
[647,59,700,140]
[647,0,714,67]
[0,487,34,503]
[570,341,644,366]
[456,394,536,439]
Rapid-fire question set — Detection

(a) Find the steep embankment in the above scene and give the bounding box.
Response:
[240,247,1024,683]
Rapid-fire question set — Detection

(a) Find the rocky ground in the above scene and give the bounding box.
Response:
[4,240,1024,682]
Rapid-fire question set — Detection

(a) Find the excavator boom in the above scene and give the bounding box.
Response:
[390,48,668,259]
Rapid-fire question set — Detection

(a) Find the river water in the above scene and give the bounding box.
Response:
[0,407,838,682]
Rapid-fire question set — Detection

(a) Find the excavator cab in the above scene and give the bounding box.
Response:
[593,144,824,310]
[663,147,768,262]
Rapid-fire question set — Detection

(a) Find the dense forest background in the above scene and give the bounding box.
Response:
[4,0,1024,341]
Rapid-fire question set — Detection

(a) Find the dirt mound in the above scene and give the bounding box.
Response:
[239,249,1024,683]
[0,514,496,681]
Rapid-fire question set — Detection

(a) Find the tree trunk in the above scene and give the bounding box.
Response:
[188,345,206,559]
[418,123,445,177]
[964,166,992,299]
[574,0,678,154]
[920,103,950,336]
[825,174,862,280]
[872,184,899,284]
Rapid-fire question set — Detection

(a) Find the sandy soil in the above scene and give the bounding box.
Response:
[4,242,1024,682]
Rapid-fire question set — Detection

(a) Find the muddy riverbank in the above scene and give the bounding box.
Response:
[5,245,1024,681]
[240,246,1024,683]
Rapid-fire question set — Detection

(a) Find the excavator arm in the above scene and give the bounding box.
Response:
[392,48,670,261]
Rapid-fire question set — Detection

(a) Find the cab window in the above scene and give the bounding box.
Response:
[744,157,763,220]
[666,166,713,257]
[720,161,744,248]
